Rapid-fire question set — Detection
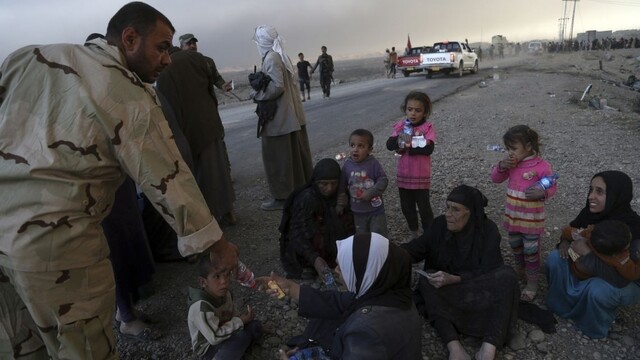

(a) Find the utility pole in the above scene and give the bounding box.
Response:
[558,18,569,42]
[559,0,568,41]
[562,0,580,43]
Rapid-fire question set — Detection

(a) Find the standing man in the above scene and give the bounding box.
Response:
[389,46,398,79]
[0,2,237,359]
[156,33,237,226]
[310,45,334,99]
[252,25,313,211]
[296,52,312,102]
[383,48,391,78]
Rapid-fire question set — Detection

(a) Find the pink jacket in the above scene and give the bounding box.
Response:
[490,156,557,235]
[391,119,436,189]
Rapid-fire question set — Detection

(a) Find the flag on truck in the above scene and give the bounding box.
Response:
[406,34,412,53]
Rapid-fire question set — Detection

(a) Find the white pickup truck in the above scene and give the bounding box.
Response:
[422,41,479,78]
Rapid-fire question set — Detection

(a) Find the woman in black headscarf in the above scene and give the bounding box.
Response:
[545,170,640,339]
[279,158,354,280]
[403,185,519,360]
[268,232,422,359]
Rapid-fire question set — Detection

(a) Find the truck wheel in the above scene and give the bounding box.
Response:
[426,71,433,79]
[457,62,464,77]
[471,60,479,74]
[403,70,410,77]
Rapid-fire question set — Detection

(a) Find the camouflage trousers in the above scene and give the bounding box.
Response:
[0,258,117,359]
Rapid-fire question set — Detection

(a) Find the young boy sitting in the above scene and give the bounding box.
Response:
[187,255,262,360]
[567,220,633,288]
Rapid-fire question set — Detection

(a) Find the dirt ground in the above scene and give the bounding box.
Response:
[117,49,640,359]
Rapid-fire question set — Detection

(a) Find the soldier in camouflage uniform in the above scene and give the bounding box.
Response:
[0,2,237,359]
[310,45,334,99]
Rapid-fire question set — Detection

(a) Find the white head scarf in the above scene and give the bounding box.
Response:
[336,232,389,298]
[253,24,295,75]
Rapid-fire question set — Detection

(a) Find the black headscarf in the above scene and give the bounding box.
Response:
[440,185,490,271]
[310,158,341,188]
[278,158,344,262]
[279,158,341,230]
[570,171,640,240]
[446,184,489,232]
[338,233,413,319]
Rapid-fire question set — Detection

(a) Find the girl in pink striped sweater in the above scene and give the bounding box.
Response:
[490,125,557,301]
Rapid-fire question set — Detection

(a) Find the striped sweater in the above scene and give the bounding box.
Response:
[490,156,557,235]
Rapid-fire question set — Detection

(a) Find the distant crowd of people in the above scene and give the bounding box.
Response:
[479,36,640,60]
[2,2,640,360]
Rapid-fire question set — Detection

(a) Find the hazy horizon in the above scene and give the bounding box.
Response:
[1,0,639,71]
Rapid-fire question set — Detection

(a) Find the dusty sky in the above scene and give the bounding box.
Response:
[1,0,638,70]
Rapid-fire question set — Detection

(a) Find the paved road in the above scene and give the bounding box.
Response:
[219,72,482,190]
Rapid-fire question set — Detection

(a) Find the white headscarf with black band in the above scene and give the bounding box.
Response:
[336,232,413,317]
[253,24,295,75]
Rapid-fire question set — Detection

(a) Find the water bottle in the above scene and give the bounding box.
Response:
[236,261,256,288]
[320,266,338,290]
[486,144,504,152]
[288,346,329,360]
[370,195,382,207]
[535,173,559,190]
[397,119,412,148]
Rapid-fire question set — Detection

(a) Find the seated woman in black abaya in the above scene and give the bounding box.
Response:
[403,185,519,360]
[279,158,354,280]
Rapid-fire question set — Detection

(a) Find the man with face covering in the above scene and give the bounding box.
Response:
[252,25,313,211]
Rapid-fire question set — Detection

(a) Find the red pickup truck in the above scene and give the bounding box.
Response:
[397,46,432,77]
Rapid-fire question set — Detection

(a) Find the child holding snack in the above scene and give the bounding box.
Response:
[187,256,262,360]
[386,91,437,242]
[490,125,557,301]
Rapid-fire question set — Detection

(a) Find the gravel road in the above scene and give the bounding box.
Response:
[117,49,640,360]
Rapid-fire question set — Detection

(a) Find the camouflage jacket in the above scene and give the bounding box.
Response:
[0,38,222,271]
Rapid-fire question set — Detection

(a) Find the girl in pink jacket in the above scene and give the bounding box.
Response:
[491,125,557,302]
[386,91,437,242]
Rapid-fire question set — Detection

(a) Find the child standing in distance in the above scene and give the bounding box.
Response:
[386,91,437,242]
[296,53,312,102]
[337,129,389,237]
[187,255,262,360]
[490,124,557,302]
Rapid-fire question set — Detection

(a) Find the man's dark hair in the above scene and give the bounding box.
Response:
[349,129,374,148]
[591,220,631,256]
[105,2,174,44]
[85,33,105,42]
[298,52,303,57]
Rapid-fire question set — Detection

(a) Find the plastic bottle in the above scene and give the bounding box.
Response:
[535,173,559,190]
[236,261,256,288]
[397,119,412,148]
[370,196,382,207]
[320,266,338,290]
[486,144,504,152]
